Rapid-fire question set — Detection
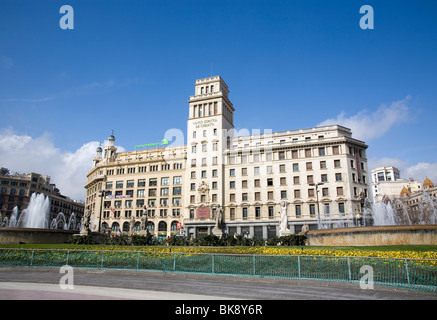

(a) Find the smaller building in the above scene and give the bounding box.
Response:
[371,166,421,203]
[0,167,84,228]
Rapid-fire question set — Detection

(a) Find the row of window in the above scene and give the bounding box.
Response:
[192,102,219,117]
[104,220,180,233]
[103,208,181,219]
[226,172,366,188]
[105,176,182,189]
[0,196,24,206]
[189,159,362,178]
[227,143,364,157]
[187,202,347,220]
[103,188,182,200]
[108,186,182,197]
[188,186,365,205]
[226,187,346,203]
[229,203,346,219]
[188,172,347,193]
[227,160,365,175]
[0,188,27,195]
[190,151,358,168]
[104,197,182,209]
[106,163,183,176]
[1,180,28,187]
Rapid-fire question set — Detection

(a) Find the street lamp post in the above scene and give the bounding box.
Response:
[309,182,324,228]
[98,190,107,233]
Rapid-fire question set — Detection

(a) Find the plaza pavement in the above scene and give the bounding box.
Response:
[0,267,435,300]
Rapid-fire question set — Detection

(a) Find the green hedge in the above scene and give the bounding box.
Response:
[69,233,307,247]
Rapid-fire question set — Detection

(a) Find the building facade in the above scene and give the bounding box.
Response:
[85,76,370,239]
[85,135,186,241]
[0,167,84,227]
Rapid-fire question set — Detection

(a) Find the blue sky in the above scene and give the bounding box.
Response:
[1,0,437,200]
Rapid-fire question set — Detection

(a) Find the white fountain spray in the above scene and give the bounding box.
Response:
[18,193,50,229]
[8,206,19,227]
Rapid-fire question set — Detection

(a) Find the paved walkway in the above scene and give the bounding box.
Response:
[0,268,435,300]
[0,282,230,300]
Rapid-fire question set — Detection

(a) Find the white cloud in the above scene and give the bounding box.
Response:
[317,96,411,141]
[0,128,125,201]
[53,142,101,201]
[403,162,437,183]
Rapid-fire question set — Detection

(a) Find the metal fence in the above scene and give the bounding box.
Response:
[0,248,436,293]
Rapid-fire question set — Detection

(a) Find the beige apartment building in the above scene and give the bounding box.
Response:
[85,76,369,240]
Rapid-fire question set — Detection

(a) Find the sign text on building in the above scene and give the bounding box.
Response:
[193,118,217,129]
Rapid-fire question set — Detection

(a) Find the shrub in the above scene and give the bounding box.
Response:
[278,234,307,246]
[169,235,190,246]
[198,234,223,246]
[68,235,96,245]
[266,236,280,246]
[131,234,151,246]
[68,233,307,248]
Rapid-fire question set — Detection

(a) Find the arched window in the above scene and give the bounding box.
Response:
[171,221,179,232]
[158,221,167,232]
[147,221,155,232]
[134,222,141,232]
[112,222,119,232]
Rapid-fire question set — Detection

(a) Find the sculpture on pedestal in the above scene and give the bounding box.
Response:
[80,209,91,235]
[279,200,292,236]
[140,206,149,236]
[129,216,135,235]
[213,204,224,237]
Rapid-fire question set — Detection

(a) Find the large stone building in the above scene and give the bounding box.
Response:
[85,135,186,241]
[85,76,369,240]
[0,167,84,227]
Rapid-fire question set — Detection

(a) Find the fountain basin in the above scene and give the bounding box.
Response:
[306,225,437,246]
[0,227,79,244]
